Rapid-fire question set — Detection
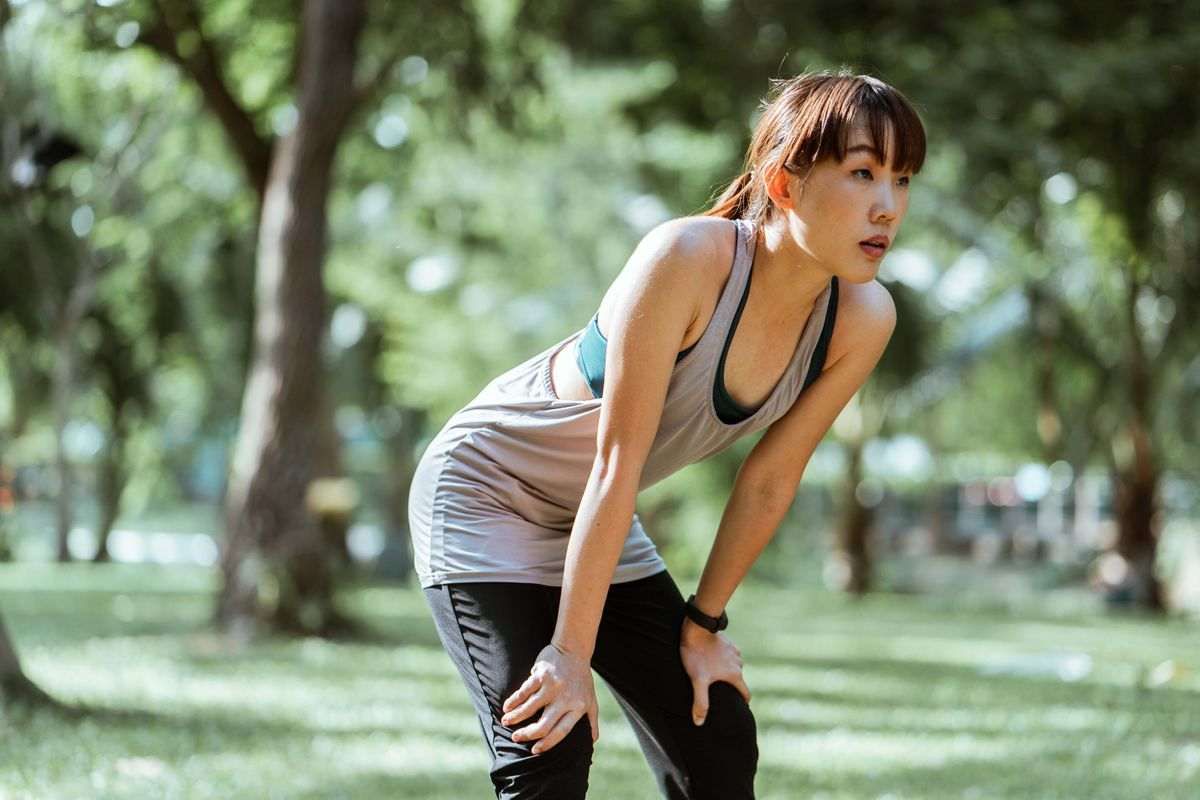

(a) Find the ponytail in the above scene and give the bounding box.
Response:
[703,170,755,220]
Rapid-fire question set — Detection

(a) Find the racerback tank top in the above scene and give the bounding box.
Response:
[408,218,839,588]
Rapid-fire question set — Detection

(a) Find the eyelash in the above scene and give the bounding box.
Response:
[853,169,910,187]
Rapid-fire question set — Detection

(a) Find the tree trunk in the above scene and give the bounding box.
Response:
[51,323,75,563]
[1029,283,1064,464]
[1109,266,1164,610]
[0,611,57,709]
[1110,418,1164,610]
[217,0,366,639]
[832,440,872,595]
[92,418,126,563]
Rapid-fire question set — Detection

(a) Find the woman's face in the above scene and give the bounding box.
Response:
[774,121,912,282]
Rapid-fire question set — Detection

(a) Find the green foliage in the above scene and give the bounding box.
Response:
[3,0,1199,578]
[329,46,736,424]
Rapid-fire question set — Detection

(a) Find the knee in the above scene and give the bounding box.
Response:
[687,682,757,796]
[706,681,757,742]
[490,716,594,798]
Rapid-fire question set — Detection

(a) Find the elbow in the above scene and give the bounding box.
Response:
[591,451,644,494]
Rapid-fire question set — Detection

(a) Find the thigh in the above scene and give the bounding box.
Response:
[590,571,758,799]
[424,582,595,799]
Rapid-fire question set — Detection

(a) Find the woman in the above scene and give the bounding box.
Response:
[410,69,925,798]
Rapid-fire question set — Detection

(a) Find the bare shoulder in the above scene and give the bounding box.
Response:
[634,215,736,282]
[825,278,898,366]
[599,215,736,332]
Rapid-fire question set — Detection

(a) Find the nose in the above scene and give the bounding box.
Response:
[872,185,898,224]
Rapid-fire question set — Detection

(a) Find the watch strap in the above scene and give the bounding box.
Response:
[684,594,728,633]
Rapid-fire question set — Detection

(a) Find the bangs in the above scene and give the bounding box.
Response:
[783,74,926,175]
[707,70,927,222]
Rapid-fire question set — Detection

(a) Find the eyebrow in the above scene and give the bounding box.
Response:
[846,144,885,160]
[845,143,911,173]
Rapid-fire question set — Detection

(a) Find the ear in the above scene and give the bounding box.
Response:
[764,166,799,213]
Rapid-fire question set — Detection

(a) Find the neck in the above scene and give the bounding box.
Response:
[752,216,831,317]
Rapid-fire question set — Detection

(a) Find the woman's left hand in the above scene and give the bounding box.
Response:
[679,618,751,726]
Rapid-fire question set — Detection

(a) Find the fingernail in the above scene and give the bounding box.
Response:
[693,716,703,726]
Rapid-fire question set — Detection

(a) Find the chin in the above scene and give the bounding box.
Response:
[845,262,879,284]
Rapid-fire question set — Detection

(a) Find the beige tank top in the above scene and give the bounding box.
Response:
[408,218,839,587]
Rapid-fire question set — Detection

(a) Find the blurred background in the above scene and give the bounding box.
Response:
[1,1,1198,798]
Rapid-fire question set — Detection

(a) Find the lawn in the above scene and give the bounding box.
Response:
[1,563,1198,799]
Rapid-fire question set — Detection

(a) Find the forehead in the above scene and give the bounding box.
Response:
[845,119,897,164]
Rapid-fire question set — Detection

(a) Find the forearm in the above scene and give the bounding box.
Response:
[690,476,792,619]
[551,460,639,660]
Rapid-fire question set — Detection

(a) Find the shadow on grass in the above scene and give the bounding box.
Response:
[751,653,1197,703]
[294,771,490,800]
[14,697,487,755]
[756,745,1195,800]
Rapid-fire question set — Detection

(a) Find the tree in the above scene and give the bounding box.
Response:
[73,0,436,634]
[215,0,372,637]
[0,611,57,710]
[909,2,1200,609]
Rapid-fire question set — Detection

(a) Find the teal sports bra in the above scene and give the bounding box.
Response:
[575,312,698,400]
[574,272,840,424]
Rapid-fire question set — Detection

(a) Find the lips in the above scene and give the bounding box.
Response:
[859,235,890,260]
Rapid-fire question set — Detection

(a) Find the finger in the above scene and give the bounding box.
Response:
[731,674,752,705]
[691,678,710,726]
[501,686,550,727]
[502,673,541,713]
[513,703,567,744]
[587,698,600,743]
[531,709,583,755]
[502,674,542,713]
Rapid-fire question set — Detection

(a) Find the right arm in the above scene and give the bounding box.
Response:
[553,217,722,658]
[498,216,724,752]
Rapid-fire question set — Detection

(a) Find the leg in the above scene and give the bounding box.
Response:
[590,570,758,799]
[423,582,596,799]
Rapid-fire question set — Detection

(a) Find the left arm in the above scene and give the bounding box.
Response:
[682,281,897,721]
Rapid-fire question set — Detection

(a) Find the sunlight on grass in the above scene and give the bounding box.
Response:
[3,564,1198,799]
[759,727,1029,772]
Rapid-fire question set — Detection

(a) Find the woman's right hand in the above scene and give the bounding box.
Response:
[500,643,600,755]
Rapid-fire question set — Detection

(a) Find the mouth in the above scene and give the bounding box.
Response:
[858,236,889,259]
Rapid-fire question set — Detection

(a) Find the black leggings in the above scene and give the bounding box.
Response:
[423,569,758,799]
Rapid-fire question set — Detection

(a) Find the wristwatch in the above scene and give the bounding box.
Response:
[684,594,728,633]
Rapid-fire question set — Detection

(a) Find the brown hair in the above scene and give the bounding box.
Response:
[704,69,926,222]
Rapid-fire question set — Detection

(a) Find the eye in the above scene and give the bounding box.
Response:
[897,175,911,187]
[852,168,873,180]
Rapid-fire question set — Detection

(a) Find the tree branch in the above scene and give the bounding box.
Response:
[137,0,273,201]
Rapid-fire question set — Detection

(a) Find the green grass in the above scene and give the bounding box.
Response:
[2,563,1198,799]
